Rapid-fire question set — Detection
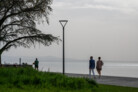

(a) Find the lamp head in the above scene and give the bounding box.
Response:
[59,20,68,27]
[59,20,68,22]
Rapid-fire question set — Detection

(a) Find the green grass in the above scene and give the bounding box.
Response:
[96,84,138,92]
[0,67,138,92]
[0,67,97,92]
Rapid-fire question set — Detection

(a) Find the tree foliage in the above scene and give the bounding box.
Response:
[0,0,59,64]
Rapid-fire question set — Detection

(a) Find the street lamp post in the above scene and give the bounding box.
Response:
[59,20,68,75]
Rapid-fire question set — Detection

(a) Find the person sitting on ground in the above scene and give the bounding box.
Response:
[96,57,104,79]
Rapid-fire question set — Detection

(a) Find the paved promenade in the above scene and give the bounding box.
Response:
[66,73,138,88]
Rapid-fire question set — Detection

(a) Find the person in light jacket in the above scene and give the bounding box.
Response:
[96,57,104,79]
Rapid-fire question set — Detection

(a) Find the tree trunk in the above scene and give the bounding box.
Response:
[0,49,4,65]
[0,51,2,65]
[0,53,1,65]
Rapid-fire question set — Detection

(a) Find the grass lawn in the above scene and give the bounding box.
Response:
[0,67,138,92]
[96,84,138,92]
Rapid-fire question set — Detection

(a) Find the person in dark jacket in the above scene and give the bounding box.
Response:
[33,58,39,70]
[89,56,96,79]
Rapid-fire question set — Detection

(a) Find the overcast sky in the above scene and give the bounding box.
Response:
[3,0,138,62]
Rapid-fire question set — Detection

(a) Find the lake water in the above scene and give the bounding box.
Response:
[2,56,138,78]
[40,61,138,78]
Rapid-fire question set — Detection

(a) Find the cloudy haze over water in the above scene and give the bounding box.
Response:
[2,0,138,62]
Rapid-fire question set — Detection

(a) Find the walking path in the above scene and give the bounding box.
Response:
[66,73,138,88]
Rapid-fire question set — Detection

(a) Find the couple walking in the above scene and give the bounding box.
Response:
[89,56,103,79]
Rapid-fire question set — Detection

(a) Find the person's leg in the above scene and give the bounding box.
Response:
[37,65,38,70]
[97,70,100,78]
[89,69,91,79]
[92,69,95,78]
[96,69,99,74]
[96,69,100,78]
[99,70,101,78]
